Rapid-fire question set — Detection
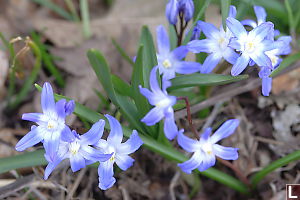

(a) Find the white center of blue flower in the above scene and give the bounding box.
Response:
[218,37,229,49]
[156,98,171,108]
[201,142,213,155]
[107,146,116,162]
[47,119,58,130]
[245,41,256,53]
[162,59,172,69]
[69,141,81,155]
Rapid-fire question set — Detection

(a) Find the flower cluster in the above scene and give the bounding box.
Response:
[166,0,194,25]
[16,83,143,190]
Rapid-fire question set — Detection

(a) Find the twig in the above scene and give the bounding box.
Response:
[201,102,223,131]
[169,171,181,200]
[66,168,87,200]
[177,96,199,139]
[217,158,250,186]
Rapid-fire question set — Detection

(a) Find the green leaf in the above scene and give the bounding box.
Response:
[112,38,135,67]
[0,150,46,174]
[30,0,74,21]
[168,25,178,50]
[168,74,249,91]
[221,0,231,29]
[270,53,300,77]
[138,26,158,89]
[251,150,300,187]
[111,74,132,97]
[80,0,92,39]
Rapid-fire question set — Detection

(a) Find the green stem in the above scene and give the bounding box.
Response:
[80,0,92,39]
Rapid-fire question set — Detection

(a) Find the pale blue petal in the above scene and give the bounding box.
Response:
[200,127,212,141]
[149,66,161,93]
[166,0,178,25]
[197,21,220,40]
[175,61,201,74]
[95,139,109,152]
[187,39,214,53]
[22,113,44,123]
[249,22,273,43]
[228,5,237,18]
[241,19,257,28]
[210,119,239,144]
[201,54,222,74]
[139,86,159,105]
[60,126,74,142]
[261,76,272,96]
[55,99,67,120]
[116,130,143,155]
[223,48,239,64]
[164,111,178,140]
[156,25,170,54]
[80,119,105,145]
[44,158,62,180]
[172,46,188,60]
[226,17,247,39]
[231,53,250,76]
[141,107,164,126]
[254,5,266,24]
[98,161,116,190]
[178,151,202,174]
[228,38,241,50]
[115,154,135,171]
[213,144,238,160]
[177,129,198,152]
[65,100,75,115]
[197,153,216,171]
[80,145,112,162]
[70,153,86,172]
[251,52,272,67]
[106,114,123,145]
[15,126,44,151]
[43,130,61,161]
[41,82,56,115]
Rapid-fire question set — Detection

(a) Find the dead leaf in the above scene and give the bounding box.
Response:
[272,68,300,95]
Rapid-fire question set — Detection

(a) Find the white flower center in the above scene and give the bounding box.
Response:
[155,98,171,108]
[162,59,172,69]
[107,146,116,162]
[47,119,58,130]
[69,141,81,155]
[201,142,213,155]
[218,37,228,49]
[245,41,256,53]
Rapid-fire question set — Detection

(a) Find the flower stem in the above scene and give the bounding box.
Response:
[217,158,250,186]
[177,12,188,46]
[177,96,199,140]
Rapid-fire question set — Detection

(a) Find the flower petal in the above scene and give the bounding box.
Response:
[105,114,124,146]
[156,25,170,55]
[166,0,178,25]
[251,52,272,67]
[65,100,75,116]
[201,53,222,74]
[80,145,112,162]
[200,127,212,141]
[175,61,201,74]
[231,53,250,76]
[177,129,199,152]
[228,5,237,18]
[172,46,188,60]
[197,153,216,171]
[164,111,178,140]
[98,161,116,190]
[55,99,67,120]
[81,119,105,145]
[241,19,257,28]
[213,144,239,160]
[149,66,161,93]
[44,158,62,180]
[249,22,273,43]
[60,126,74,142]
[41,82,56,115]
[226,17,247,39]
[117,130,143,155]
[139,86,159,105]
[210,119,239,144]
[22,113,44,123]
[187,39,214,53]
[223,47,239,64]
[141,106,164,126]
[178,151,202,174]
[197,21,220,40]
[15,126,44,151]
[115,154,135,171]
[70,153,86,172]
[43,130,61,161]
[254,5,266,24]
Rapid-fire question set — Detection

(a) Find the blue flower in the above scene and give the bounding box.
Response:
[156,25,201,80]
[177,119,239,173]
[188,6,238,73]
[166,0,194,25]
[139,66,178,140]
[94,115,143,190]
[16,82,74,160]
[44,119,112,180]
[226,17,275,76]
[259,36,292,96]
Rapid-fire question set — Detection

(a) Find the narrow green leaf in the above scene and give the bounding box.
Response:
[270,53,300,77]
[221,0,231,29]
[30,0,74,21]
[80,0,92,39]
[168,74,249,91]
[112,38,135,66]
[111,74,133,97]
[139,26,158,88]
[251,150,300,187]
[168,25,178,50]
